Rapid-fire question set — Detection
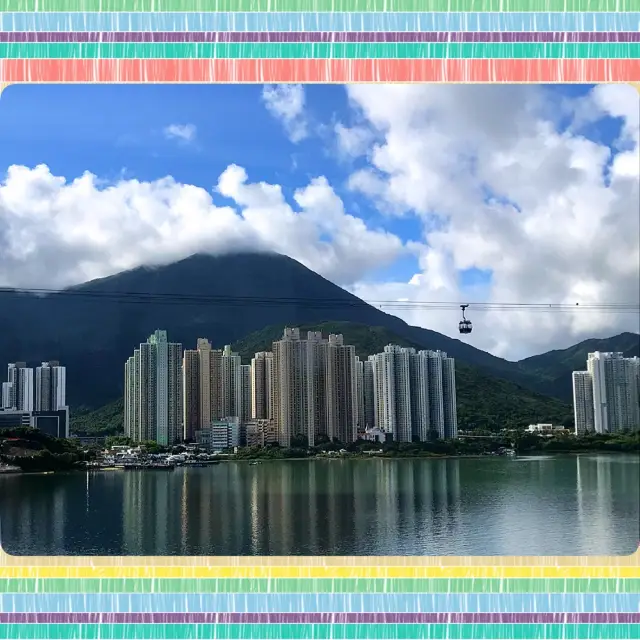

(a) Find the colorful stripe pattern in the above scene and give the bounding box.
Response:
[0,3,639,82]
[0,548,639,639]
[1,0,639,639]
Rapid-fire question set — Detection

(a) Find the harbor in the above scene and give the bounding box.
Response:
[86,446,223,471]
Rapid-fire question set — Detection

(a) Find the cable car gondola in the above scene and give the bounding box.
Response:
[459,304,472,334]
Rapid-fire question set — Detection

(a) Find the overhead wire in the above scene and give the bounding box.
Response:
[0,286,638,314]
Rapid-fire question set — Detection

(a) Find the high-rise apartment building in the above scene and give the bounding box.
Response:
[273,327,312,448]
[324,333,358,444]
[35,361,66,412]
[1,382,13,410]
[124,330,183,446]
[182,349,200,442]
[362,358,375,430]
[572,371,595,436]
[573,351,640,435]
[368,347,457,442]
[241,364,252,422]
[220,345,243,419]
[196,338,213,429]
[272,328,359,447]
[5,363,33,412]
[250,351,274,419]
[355,357,365,432]
[371,346,413,442]
[441,354,458,439]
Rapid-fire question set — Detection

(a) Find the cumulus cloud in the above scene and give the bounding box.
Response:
[0,163,404,291]
[0,85,637,361]
[339,84,640,359]
[261,84,308,143]
[163,123,197,143]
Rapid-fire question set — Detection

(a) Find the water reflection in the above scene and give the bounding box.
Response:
[0,455,637,556]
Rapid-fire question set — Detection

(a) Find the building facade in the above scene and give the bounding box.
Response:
[35,361,66,412]
[124,330,183,446]
[573,352,640,435]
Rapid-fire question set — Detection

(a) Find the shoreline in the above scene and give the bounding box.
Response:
[4,449,634,476]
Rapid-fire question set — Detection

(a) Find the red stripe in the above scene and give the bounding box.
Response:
[1,59,639,83]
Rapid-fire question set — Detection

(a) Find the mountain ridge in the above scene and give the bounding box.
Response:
[0,252,636,408]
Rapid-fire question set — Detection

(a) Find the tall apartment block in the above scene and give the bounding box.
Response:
[3,363,34,412]
[124,330,183,446]
[324,333,358,445]
[369,347,457,442]
[572,351,640,435]
[220,345,243,420]
[250,351,274,420]
[182,349,200,442]
[35,361,66,412]
[272,328,312,448]
[572,371,595,436]
[272,328,358,448]
[240,364,252,423]
[181,339,249,442]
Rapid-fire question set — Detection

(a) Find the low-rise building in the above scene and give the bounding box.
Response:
[526,423,568,435]
[362,426,391,443]
[0,407,69,438]
[196,417,241,452]
[245,419,278,448]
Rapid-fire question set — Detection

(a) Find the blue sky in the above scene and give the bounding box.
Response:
[0,83,636,358]
[0,83,628,289]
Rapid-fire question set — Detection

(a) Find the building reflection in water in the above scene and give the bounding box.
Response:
[1,455,637,556]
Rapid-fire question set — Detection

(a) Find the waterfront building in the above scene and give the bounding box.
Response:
[573,352,640,435]
[368,347,457,442]
[272,328,359,447]
[220,345,243,421]
[572,371,595,436]
[241,364,252,422]
[124,330,183,446]
[0,407,69,438]
[363,426,390,443]
[324,333,358,445]
[196,417,241,452]
[526,423,568,434]
[182,349,200,442]
[5,363,34,412]
[272,328,313,448]
[34,361,66,412]
[250,351,274,420]
[245,418,278,447]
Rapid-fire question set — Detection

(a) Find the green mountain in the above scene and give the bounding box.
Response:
[70,398,124,436]
[0,252,565,409]
[517,332,640,401]
[72,321,572,436]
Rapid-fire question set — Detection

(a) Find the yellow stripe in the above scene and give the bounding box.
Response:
[1,566,638,578]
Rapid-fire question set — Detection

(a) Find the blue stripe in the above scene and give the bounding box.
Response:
[1,593,638,613]
[1,12,639,32]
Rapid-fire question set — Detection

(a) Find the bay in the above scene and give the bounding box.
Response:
[0,454,637,556]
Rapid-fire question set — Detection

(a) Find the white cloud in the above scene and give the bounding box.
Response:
[262,84,308,143]
[163,123,197,143]
[338,84,640,359]
[335,123,374,158]
[0,163,404,292]
[0,85,637,361]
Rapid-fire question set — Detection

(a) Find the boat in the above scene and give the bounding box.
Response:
[249,461,261,466]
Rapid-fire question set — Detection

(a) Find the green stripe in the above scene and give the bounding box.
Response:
[0,0,632,11]
[2,577,637,593]
[0,43,637,58]
[0,624,637,639]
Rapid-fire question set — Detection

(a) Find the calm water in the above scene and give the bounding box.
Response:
[1,454,638,556]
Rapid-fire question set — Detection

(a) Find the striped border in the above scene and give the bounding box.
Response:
[0,1,639,639]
